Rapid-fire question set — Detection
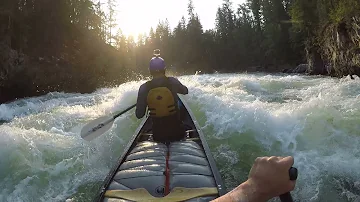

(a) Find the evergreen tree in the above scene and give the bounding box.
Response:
[107,0,117,45]
[2,0,360,103]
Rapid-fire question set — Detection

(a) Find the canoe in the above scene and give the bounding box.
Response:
[94,97,226,202]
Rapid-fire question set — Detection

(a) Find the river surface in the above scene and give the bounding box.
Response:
[1,73,359,202]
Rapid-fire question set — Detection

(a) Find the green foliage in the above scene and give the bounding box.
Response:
[288,0,360,76]
[0,0,131,103]
[329,0,360,24]
[1,0,359,103]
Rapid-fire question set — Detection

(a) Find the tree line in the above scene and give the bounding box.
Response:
[115,0,359,76]
[0,0,131,103]
[1,0,359,103]
[116,0,302,75]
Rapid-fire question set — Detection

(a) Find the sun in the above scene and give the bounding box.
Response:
[120,25,145,39]
[118,13,149,38]
[114,0,186,39]
[115,0,158,38]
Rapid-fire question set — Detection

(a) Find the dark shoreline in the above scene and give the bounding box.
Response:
[2,67,354,105]
[2,0,359,105]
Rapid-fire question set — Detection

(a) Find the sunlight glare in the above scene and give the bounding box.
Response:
[116,0,185,38]
[115,0,246,38]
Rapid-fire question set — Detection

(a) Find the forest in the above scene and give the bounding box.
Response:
[1,0,359,103]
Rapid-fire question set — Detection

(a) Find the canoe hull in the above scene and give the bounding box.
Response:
[95,96,226,202]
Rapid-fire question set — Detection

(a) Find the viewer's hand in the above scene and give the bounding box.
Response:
[246,156,296,200]
[212,156,296,202]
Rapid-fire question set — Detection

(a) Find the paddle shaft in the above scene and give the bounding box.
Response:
[280,193,293,202]
[80,103,137,141]
[113,104,136,119]
[279,167,298,202]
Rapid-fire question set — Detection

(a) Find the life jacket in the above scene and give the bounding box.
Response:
[146,78,177,118]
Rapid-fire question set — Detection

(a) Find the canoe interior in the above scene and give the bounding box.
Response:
[95,97,226,202]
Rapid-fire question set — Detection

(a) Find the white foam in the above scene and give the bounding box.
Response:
[0,81,142,201]
[182,73,360,200]
[1,73,359,201]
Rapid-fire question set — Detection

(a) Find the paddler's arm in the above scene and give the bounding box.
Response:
[136,84,147,119]
[170,77,188,95]
[212,156,296,202]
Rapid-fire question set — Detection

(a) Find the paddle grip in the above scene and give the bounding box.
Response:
[279,167,298,202]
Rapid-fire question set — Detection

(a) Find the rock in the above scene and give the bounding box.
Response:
[319,17,360,77]
[247,65,261,72]
[0,40,26,87]
[283,64,309,74]
[282,68,290,73]
[293,64,309,73]
[306,46,327,75]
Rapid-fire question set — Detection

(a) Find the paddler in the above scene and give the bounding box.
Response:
[135,49,189,142]
[212,156,297,202]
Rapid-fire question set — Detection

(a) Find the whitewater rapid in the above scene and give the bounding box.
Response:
[0,73,359,202]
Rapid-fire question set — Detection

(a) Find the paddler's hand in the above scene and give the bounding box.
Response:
[246,156,296,201]
[212,156,296,202]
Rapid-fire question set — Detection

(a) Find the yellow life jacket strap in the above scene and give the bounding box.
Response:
[104,187,219,202]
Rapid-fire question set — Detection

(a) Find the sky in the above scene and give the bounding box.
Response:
[113,0,246,37]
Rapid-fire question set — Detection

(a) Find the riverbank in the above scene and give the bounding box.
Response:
[2,0,359,104]
[0,40,135,104]
[1,61,358,105]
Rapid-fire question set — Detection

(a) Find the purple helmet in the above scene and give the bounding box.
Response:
[149,57,166,72]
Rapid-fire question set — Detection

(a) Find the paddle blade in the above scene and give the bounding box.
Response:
[81,116,115,141]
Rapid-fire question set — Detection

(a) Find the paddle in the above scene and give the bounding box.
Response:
[81,104,136,141]
[279,167,298,202]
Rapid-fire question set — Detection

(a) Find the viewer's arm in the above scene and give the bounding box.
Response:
[212,156,296,202]
[135,85,147,119]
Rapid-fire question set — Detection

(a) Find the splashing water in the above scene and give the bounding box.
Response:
[1,73,359,202]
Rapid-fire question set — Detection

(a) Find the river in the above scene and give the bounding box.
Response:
[1,73,359,202]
